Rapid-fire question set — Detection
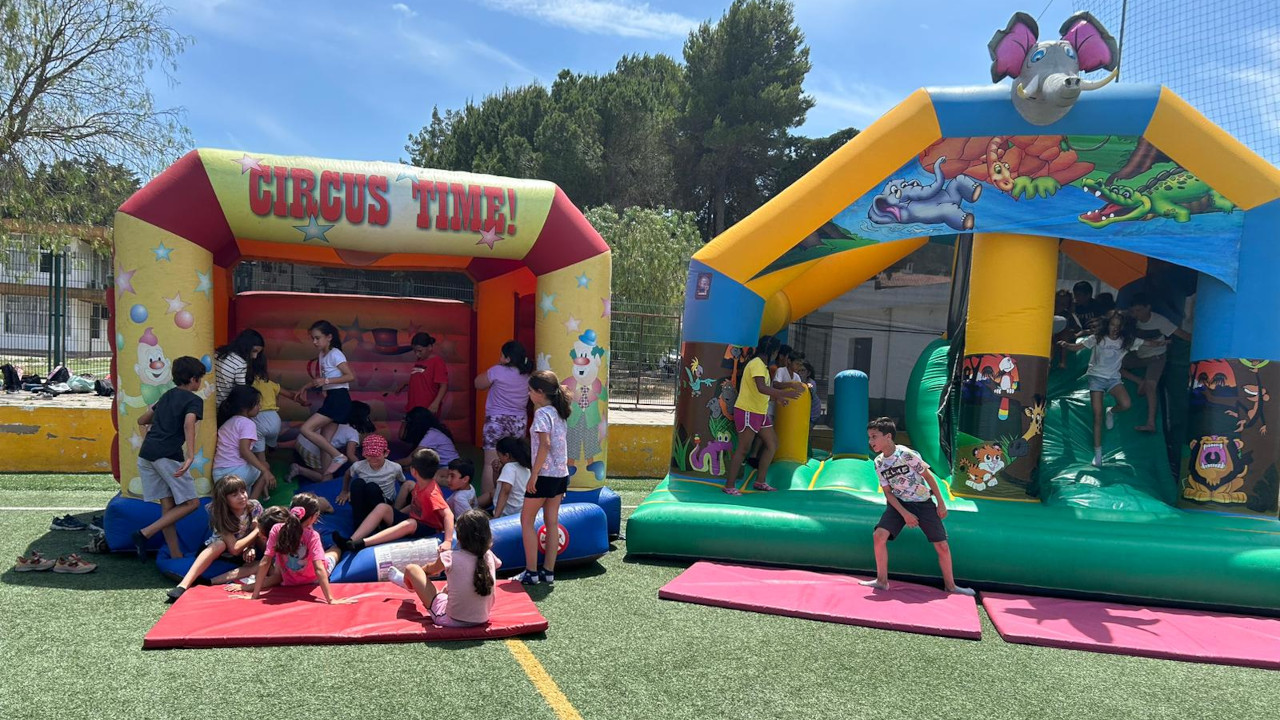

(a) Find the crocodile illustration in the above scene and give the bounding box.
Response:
[1078,166,1236,228]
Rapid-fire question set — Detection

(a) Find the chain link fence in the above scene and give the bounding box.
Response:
[609,301,682,407]
[0,235,112,378]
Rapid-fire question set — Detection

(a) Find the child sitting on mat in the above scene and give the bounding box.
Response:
[166,475,262,603]
[332,447,455,552]
[861,417,974,596]
[237,493,348,604]
[389,509,499,627]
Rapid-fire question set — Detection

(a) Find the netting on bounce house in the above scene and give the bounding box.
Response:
[105,150,618,575]
[628,11,1280,614]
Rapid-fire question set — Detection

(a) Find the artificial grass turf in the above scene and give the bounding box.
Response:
[1,475,1278,720]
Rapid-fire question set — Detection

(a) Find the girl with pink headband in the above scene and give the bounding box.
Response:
[237,493,350,604]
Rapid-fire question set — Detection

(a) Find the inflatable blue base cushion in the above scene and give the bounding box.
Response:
[565,486,621,537]
[104,494,214,554]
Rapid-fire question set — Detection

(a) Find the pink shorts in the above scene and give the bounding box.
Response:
[733,408,772,434]
[429,592,484,628]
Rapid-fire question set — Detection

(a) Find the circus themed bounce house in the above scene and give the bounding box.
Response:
[104,149,619,579]
[629,12,1280,613]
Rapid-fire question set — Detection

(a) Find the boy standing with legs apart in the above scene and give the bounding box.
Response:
[132,356,207,560]
[861,417,974,596]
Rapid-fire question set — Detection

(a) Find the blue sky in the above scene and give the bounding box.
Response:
[153,0,1279,169]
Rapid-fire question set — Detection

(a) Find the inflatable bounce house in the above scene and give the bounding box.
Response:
[629,12,1280,613]
[104,150,619,577]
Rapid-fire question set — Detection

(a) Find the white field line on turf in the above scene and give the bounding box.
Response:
[0,506,102,512]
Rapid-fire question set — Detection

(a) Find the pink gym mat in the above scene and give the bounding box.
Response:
[143,580,548,649]
[983,592,1280,670]
[658,561,981,639]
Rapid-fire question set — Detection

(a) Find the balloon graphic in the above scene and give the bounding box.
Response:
[174,310,194,329]
[115,332,125,351]
[129,304,148,323]
[200,354,213,372]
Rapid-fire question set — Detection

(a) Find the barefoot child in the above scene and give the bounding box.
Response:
[290,402,373,482]
[1058,310,1163,467]
[491,436,530,518]
[213,386,274,499]
[165,475,262,602]
[242,493,348,604]
[861,417,974,596]
[248,351,302,484]
[296,320,356,479]
[333,447,454,551]
[722,335,801,495]
[474,340,534,507]
[388,509,500,627]
[132,356,207,560]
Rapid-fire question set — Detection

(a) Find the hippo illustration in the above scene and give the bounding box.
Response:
[867,157,982,231]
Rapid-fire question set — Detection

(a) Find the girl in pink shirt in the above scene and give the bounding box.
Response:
[474,340,534,508]
[243,493,349,604]
[389,509,499,626]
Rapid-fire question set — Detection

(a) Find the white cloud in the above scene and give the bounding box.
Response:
[805,74,902,130]
[391,3,416,18]
[478,0,698,39]
[466,39,541,81]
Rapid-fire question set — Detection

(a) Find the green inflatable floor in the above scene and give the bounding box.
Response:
[628,341,1280,613]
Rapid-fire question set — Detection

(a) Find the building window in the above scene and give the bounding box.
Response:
[39,252,53,274]
[89,303,108,339]
[4,295,49,336]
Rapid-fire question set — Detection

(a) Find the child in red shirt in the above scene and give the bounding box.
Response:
[403,332,448,414]
[333,447,455,550]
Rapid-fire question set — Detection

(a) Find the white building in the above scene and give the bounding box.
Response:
[1,234,112,359]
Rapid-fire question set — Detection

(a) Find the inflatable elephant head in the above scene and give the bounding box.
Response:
[989,11,1120,126]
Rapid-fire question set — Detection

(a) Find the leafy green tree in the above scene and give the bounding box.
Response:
[586,204,701,310]
[677,0,814,238]
[597,54,685,209]
[769,126,859,197]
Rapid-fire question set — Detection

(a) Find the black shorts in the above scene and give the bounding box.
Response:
[876,500,948,543]
[317,388,352,423]
[392,509,441,538]
[526,475,569,499]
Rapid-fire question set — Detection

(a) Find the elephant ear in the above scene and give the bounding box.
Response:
[988,11,1039,82]
[1059,11,1120,72]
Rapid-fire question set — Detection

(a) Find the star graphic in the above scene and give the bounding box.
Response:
[601,297,612,319]
[194,270,213,298]
[576,273,590,289]
[164,292,190,315]
[115,265,137,296]
[190,448,210,476]
[564,315,581,334]
[152,241,173,262]
[294,216,336,243]
[343,316,368,348]
[539,293,558,317]
[395,172,418,183]
[233,154,263,174]
[477,227,503,251]
[128,430,144,451]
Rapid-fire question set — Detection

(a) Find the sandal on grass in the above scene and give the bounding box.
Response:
[53,553,97,574]
[15,551,56,572]
[721,486,742,496]
[751,483,778,492]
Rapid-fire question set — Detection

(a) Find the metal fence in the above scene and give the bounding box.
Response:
[0,236,112,379]
[608,301,682,407]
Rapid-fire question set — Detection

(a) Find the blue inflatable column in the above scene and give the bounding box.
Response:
[1185,199,1280,518]
[832,370,869,457]
[670,260,766,480]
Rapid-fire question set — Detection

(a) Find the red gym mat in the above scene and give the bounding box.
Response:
[658,562,981,639]
[983,592,1280,670]
[144,580,548,649]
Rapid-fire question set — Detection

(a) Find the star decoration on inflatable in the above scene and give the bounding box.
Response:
[476,228,503,250]
[395,172,418,183]
[194,270,213,298]
[115,265,137,296]
[128,430,144,450]
[233,154,263,174]
[601,297,612,318]
[537,353,553,372]
[343,317,369,348]
[294,216,335,243]
[576,273,590,289]
[164,293,190,315]
[190,448,210,476]
[539,292,558,317]
[564,315,581,333]
[152,241,173,262]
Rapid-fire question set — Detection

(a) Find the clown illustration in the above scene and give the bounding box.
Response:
[565,329,608,481]
[129,327,175,406]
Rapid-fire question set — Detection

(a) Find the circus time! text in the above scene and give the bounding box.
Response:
[250,166,391,226]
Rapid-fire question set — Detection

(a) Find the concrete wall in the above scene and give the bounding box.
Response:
[0,406,114,473]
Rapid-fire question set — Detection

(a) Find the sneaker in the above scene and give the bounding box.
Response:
[88,515,104,531]
[130,530,149,561]
[517,569,541,585]
[165,586,186,604]
[14,550,56,572]
[51,515,87,531]
[541,570,555,586]
[53,554,97,574]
